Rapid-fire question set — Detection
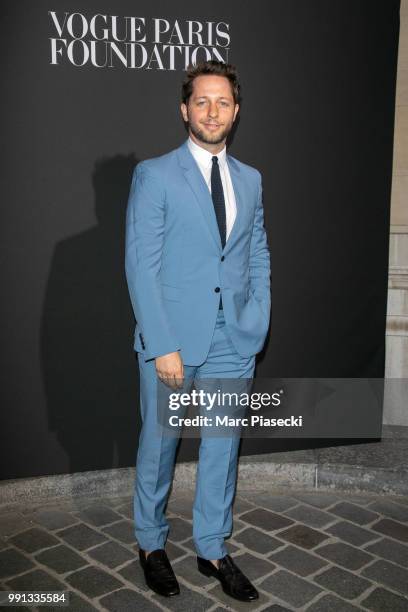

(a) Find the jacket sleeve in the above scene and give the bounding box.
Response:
[249,172,271,320]
[125,162,181,360]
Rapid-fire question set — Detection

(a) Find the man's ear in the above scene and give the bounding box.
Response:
[180,102,188,123]
[233,104,240,122]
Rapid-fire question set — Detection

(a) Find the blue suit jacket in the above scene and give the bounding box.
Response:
[125,139,271,365]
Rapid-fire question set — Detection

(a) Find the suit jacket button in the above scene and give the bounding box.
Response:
[214,287,220,293]
[221,256,225,261]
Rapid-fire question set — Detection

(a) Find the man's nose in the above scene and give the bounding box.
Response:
[208,103,218,117]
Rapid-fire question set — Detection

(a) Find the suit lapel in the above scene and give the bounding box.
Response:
[177,140,244,254]
[178,140,222,251]
[224,154,243,255]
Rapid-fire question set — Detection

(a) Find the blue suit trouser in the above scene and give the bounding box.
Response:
[133,309,255,559]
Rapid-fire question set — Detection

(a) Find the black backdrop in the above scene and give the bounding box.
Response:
[0,0,400,480]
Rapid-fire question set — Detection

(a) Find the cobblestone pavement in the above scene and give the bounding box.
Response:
[1,487,408,611]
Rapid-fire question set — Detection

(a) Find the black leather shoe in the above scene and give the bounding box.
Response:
[139,548,180,597]
[197,554,259,602]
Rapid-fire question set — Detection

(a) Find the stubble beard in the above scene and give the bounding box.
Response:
[188,120,232,146]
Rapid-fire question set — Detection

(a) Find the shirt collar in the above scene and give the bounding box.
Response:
[187,136,227,170]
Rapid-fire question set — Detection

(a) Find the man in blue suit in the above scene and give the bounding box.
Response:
[125,60,271,602]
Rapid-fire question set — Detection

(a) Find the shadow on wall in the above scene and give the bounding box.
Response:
[40,154,140,473]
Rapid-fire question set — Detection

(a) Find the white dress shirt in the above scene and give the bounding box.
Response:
[187,136,237,241]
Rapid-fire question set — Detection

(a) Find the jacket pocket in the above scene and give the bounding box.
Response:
[161,283,181,302]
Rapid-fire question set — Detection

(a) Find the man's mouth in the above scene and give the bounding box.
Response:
[204,123,221,130]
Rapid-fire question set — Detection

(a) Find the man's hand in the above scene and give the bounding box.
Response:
[155,351,184,390]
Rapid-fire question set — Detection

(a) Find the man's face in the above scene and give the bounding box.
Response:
[180,75,239,146]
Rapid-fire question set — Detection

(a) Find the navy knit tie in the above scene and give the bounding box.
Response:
[211,156,226,249]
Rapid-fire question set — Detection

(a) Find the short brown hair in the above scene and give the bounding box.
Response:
[181,60,241,105]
